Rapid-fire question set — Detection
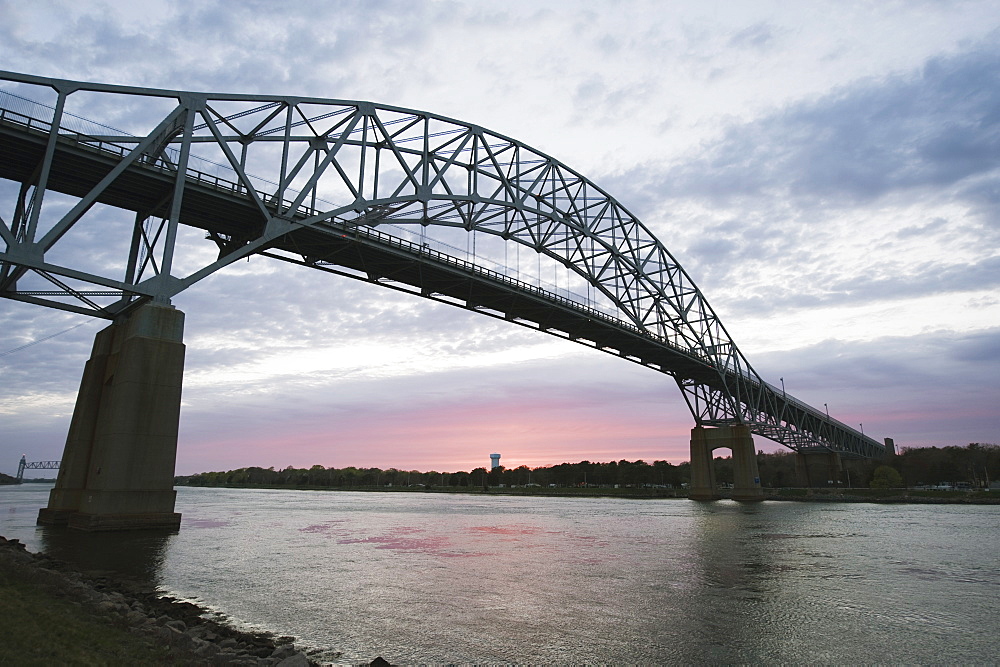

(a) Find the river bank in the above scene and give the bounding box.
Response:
[763,487,999,503]
[0,534,331,666]
[176,480,1000,504]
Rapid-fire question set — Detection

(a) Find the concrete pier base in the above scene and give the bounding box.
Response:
[689,425,764,501]
[795,453,811,488]
[794,451,844,487]
[689,427,720,501]
[826,451,843,486]
[37,304,185,531]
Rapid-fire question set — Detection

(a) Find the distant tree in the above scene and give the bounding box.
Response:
[487,465,505,486]
[713,456,734,485]
[870,465,904,489]
[470,467,488,488]
[306,464,328,487]
[511,465,532,486]
[340,466,360,487]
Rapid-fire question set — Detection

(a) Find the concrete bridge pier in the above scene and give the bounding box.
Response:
[794,452,810,487]
[827,451,843,486]
[37,303,185,531]
[688,425,764,501]
[795,451,844,487]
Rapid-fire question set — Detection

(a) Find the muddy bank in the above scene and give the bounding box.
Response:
[0,534,364,665]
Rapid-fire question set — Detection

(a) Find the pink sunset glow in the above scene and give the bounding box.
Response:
[175,387,701,475]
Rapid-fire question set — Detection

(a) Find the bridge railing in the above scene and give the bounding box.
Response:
[333,222,686,347]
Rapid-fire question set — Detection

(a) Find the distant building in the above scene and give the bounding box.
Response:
[490,453,501,470]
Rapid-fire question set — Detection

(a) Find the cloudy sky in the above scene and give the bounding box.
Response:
[1,0,998,476]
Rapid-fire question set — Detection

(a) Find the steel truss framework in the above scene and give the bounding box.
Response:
[17,455,60,482]
[0,71,884,459]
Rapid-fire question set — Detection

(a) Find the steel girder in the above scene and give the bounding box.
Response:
[0,71,884,458]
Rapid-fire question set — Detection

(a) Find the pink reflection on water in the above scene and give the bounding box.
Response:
[299,520,350,536]
[337,534,479,558]
[468,525,542,536]
[299,521,486,557]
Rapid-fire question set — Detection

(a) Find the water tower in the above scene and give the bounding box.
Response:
[490,453,501,470]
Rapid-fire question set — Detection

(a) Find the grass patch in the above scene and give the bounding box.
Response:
[0,569,171,666]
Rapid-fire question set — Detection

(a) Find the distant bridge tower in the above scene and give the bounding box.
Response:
[490,453,501,470]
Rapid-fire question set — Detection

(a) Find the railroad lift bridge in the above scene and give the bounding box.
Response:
[0,72,890,530]
[16,456,60,483]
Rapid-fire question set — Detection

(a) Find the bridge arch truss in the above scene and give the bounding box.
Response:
[0,71,884,459]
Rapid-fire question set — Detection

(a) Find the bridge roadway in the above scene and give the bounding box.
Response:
[0,100,882,459]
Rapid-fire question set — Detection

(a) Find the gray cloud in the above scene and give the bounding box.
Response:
[659,42,1000,207]
[588,39,1000,319]
[752,328,1000,448]
[728,22,780,51]
[716,253,1000,316]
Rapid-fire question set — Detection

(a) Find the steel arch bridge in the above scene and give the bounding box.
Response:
[0,71,884,460]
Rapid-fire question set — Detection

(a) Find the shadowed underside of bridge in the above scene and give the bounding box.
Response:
[0,72,887,527]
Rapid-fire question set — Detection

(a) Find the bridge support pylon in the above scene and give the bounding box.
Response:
[795,451,843,487]
[794,452,810,487]
[688,425,764,501]
[37,303,185,531]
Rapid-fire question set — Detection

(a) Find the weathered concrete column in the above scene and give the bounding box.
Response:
[729,426,765,501]
[794,451,844,487]
[689,427,720,500]
[795,452,811,487]
[884,437,896,457]
[36,324,116,525]
[38,303,185,531]
[689,425,764,501]
[826,451,843,486]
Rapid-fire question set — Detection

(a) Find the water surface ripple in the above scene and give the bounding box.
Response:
[2,485,996,664]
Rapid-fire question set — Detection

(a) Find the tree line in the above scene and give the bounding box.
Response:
[176,458,690,490]
[751,442,998,489]
[175,443,998,491]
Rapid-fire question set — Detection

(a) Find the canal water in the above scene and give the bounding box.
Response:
[2,484,997,664]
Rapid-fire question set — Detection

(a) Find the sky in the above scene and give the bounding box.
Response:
[1,0,998,476]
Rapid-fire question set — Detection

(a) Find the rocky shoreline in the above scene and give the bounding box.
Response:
[0,534,366,665]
